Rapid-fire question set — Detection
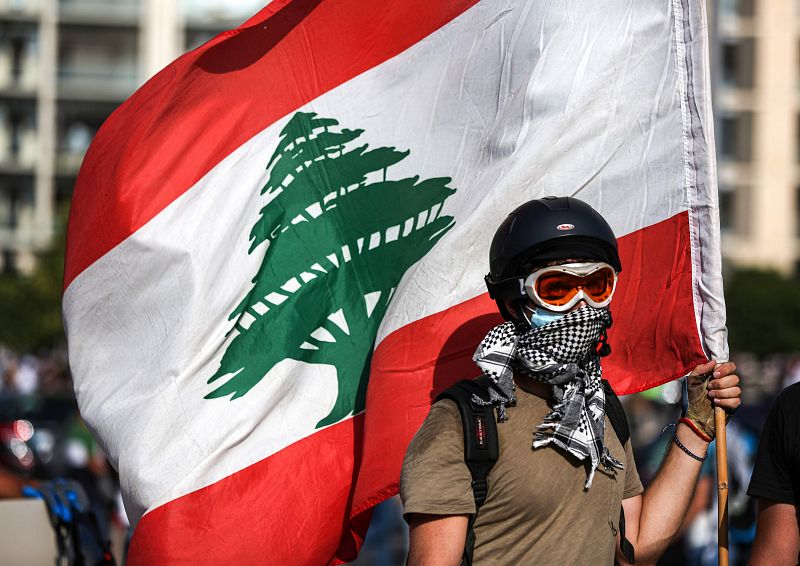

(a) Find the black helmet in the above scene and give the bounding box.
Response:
[485,196,621,321]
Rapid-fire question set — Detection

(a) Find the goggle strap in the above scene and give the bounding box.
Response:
[485,274,526,301]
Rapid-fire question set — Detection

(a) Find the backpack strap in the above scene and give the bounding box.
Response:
[436,377,499,566]
[603,379,630,445]
[602,379,636,564]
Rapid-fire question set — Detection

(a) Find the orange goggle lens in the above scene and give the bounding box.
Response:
[534,268,615,306]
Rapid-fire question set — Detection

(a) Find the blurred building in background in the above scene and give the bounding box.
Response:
[712,0,800,276]
[0,0,797,279]
[0,0,263,274]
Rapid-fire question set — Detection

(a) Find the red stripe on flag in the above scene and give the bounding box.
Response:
[65,0,479,289]
[127,414,370,565]
[125,213,705,563]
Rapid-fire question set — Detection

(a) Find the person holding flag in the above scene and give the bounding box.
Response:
[400,196,742,565]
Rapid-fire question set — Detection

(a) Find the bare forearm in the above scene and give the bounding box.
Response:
[749,501,800,566]
[634,423,708,561]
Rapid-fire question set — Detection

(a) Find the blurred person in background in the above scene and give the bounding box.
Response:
[0,346,126,562]
[352,496,409,565]
[63,414,118,549]
[781,356,800,389]
[15,355,39,395]
[683,421,758,566]
[631,382,758,566]
[747,382,800,566]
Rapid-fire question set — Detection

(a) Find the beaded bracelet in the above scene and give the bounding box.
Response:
[661,423,707,462]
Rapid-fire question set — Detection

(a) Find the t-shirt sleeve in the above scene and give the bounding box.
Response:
[400,399,476,520]
[747,393,797,504]
[622,439,644,499]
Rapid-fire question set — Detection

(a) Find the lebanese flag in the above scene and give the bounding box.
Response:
[64,0,726,563]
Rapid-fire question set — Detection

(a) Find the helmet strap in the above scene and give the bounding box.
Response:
[512,301,531,333]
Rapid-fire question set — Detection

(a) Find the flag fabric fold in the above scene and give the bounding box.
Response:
[64,0,724,563]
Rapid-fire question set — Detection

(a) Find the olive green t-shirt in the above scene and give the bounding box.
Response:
[400,385,643,565]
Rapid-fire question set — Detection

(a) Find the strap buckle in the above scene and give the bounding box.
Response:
[471,479,489,507]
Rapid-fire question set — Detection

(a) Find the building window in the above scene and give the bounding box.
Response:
[0,185,20,229]
[58,27,138,99]
[1,249,16,275]
[796,187,800,237]
[0,22,39,89]
[720,39,755,88]
[797,115,800,164]
[719,185,750,237]
[719,187,734,233]
[718,113,753,162]
[0,180,32,232]
[718,0,755,18]
[56,100,117,175]
[181,0,264,23]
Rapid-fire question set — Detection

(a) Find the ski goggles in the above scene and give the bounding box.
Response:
[524,262,618,312]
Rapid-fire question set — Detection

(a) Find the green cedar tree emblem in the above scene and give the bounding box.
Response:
[206,111,457,428]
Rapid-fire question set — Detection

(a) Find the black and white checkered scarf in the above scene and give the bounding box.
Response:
[472,307,623,488]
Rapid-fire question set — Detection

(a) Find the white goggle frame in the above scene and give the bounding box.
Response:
[523,261,618,313]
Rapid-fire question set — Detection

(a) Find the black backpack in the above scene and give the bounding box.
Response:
[436,377,635,565]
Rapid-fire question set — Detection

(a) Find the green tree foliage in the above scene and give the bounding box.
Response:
[207,112,457,427]
[0,214,66,353]
[725,267,800,356]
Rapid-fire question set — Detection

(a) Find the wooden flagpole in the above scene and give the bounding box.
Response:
[715,406,729,566]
